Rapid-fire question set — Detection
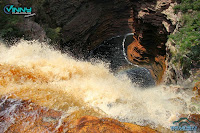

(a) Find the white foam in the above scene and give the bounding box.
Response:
[0,40,197,129]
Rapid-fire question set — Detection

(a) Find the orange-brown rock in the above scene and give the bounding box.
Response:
[188,114,200,128]
[151,55,166,84]
[0,96,159,133]
[126,36,166,84]
[68,116,158,133]
[127,36,150,64]
[0,96,63,133]
[193,82,200,95]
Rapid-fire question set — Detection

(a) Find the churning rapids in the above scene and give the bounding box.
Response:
[0,40,197,129]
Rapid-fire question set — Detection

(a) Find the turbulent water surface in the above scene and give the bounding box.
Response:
[0,40,197,129]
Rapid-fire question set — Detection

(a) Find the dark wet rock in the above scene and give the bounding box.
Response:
[18,0,176,57]
[89,35,129,71]
[44,0,133,55]
[90,34,165,84]
[18,19,46,42]
[90,36,156,88]
[125,67,155,88]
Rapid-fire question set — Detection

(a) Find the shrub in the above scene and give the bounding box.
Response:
[45,27,61,43]
[169,0,200,76]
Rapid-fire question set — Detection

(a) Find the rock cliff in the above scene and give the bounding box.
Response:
[3,0,180,82]
[42,0,178,82]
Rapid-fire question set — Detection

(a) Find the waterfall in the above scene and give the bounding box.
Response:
[122,33,137,66]
[0,40,197,129]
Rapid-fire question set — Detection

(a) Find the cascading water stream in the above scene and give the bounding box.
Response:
[122,33,137,66]
[0,40,198,131]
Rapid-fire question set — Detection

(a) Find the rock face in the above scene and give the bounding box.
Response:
[125,35,166,83]
[127,36,149,65]
[0,96,63,133]
[44,0,176,55]
[0,96,159,133]
[127,0,178,83]
[68,116,158,133]
[18,19,46,42]
[44,0,133,54]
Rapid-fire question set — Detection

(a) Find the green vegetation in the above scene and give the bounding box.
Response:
[0,1,24,40]
[169,0,200,76]
[174,0,200,13]
[45,27,61,43]
[0,0,61,43]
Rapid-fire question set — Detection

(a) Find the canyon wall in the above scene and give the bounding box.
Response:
[43,0,178,83]
[4,0,180,83]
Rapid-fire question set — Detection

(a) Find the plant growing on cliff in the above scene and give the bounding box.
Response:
[45,27,61,43]
[174,0,200,13]
[169,0,200,77]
